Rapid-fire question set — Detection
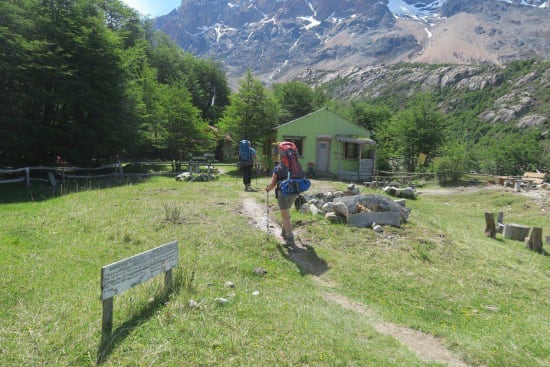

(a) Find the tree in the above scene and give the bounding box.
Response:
[219,70,279,142]
[434,140,467,184]
[0,0,229,166]
[273,81,315,122]
[475,132,542,175]
[182,56,230,124]
[147,34,230,124]
[158,82,211,160]
[2,0,131,165]
[385,94,446,172]
[348,101,391,133]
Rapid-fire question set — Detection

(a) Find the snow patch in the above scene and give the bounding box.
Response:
[425,27,432,38]
[305,0,317,16]
[298,15,321,30]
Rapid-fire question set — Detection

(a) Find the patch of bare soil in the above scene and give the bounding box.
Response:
[323,292,470,367]
[418,183,550,212]
[239,193,473,367]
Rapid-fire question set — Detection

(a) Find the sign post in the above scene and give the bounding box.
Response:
[100,240,178,334]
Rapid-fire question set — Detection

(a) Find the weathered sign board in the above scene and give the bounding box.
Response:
[100,240,178,333]
[189,153,215,173]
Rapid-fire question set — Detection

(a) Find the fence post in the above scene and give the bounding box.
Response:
[25,167,30,187]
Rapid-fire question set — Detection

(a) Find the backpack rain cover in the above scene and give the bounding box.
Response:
[238,140,253,166]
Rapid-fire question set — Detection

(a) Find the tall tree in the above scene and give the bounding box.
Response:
[159,82,211,160]
[0,0,230,166]
[349,101,391,133]
[0,0,37,164]
[273,81,315,122]
[384,94,446,172]
[219,70,279,142]
[147,34,230,124]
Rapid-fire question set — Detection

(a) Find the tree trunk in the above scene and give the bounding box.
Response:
[525,227,543,252]
[484,212,496,238]
[503,223,531,241]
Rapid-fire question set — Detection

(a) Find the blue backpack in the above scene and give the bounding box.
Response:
[238,140,253,167]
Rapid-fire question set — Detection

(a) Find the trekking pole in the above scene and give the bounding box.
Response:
[266,189,270,235]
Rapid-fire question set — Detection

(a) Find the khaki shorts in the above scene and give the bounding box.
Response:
[277,190,297,210]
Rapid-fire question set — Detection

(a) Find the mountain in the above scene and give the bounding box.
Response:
[154,0,550,86]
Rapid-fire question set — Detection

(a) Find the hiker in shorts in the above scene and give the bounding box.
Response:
[265,154,297,248]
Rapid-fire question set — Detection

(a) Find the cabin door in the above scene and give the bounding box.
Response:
[316,139,330,173]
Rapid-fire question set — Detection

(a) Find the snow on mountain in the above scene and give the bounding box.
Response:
[155,0,550,85]
[386,0,547,19]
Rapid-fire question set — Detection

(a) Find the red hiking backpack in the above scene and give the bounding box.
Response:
[276,141,311,196]
[278,141,304,178]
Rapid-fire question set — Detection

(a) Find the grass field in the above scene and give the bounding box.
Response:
[1,167,549,366]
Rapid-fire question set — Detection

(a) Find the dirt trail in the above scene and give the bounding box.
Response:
[239,194,473,367]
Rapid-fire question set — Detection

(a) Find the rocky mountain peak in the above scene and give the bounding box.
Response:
[155,0,550,85]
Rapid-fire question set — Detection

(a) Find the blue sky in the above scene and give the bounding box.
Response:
[121,0,181,17]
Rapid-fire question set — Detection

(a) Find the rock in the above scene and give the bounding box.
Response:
[325,212,340,222]
[254,267,267,275]
[215,298,229,305]
[189,300,199,309]
[300,204,310,214]
[394,199,406,207]
[333,202,349,218]
[321,202,335,212]
[310,204,320,216]
[372,224,384,233]
[383,186,417,199]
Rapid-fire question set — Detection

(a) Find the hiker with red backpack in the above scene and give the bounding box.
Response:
[265,141,311,248]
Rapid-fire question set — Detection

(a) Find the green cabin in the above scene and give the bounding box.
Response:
[260,108,376,181]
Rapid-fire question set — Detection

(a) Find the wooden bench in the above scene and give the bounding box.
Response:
[521,172,546,188]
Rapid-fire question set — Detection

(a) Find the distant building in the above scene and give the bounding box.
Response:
[262,108,376,181]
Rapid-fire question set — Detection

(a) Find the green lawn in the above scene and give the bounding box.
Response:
[1,170,548,366]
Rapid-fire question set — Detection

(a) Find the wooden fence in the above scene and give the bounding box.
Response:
[0,156,219,187]
[372,171,436,186]
[0,164,123,187]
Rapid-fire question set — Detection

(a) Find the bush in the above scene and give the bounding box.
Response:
[434,156,465,184]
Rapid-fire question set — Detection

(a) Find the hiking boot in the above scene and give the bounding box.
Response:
[282,233,295,248]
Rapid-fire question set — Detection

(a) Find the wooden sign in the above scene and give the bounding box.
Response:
[100,241,178,334]
[101,241,178,300]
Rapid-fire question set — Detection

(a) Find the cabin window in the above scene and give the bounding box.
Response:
[344,142,359,159]
[282,136,304,156]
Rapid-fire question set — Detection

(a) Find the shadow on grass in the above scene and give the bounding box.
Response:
[0,177,154,204]
[96,273,185,365]
[276,242,330,277]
